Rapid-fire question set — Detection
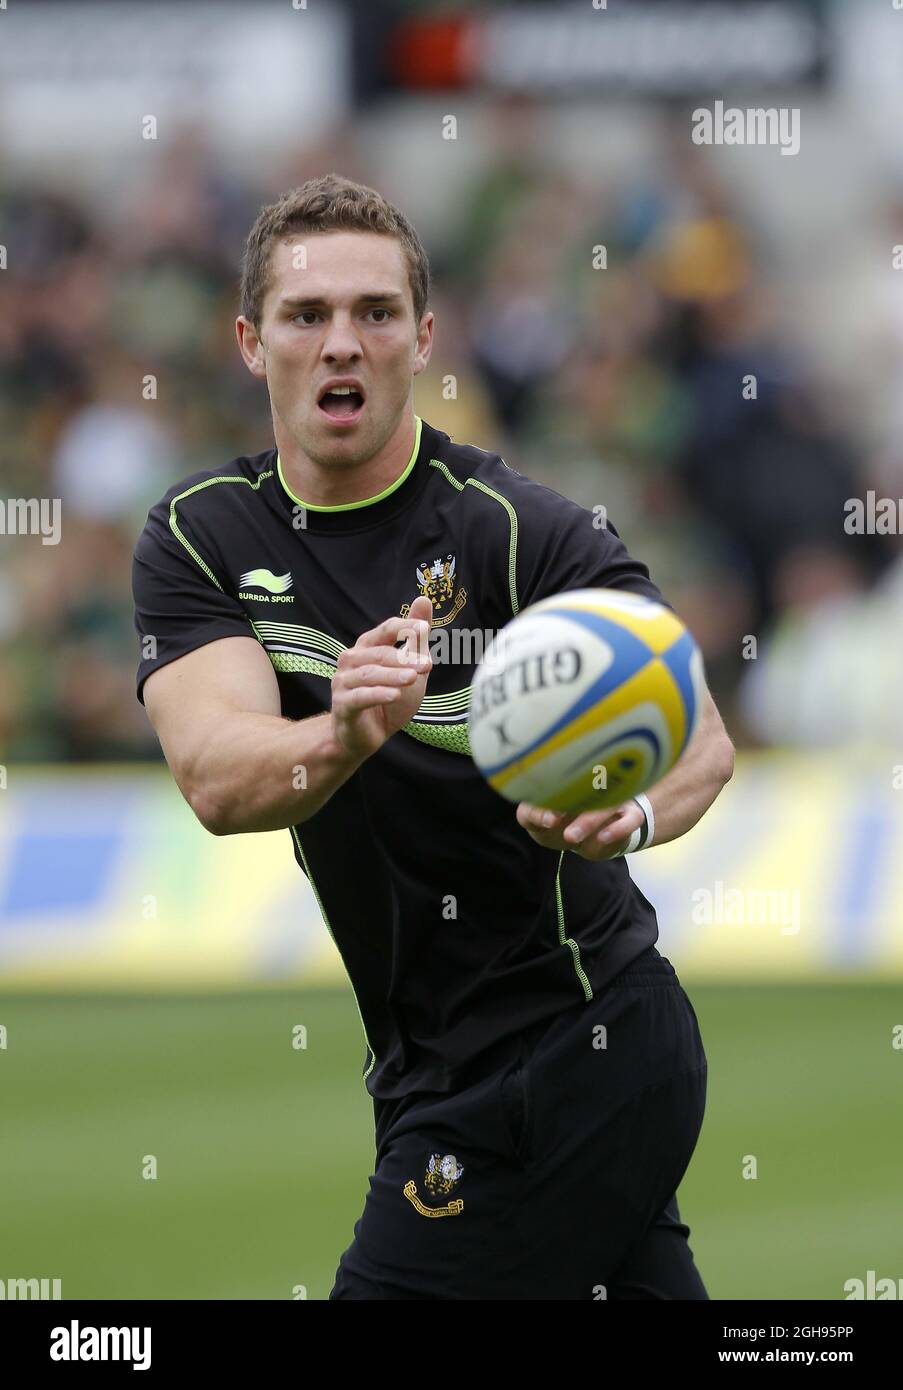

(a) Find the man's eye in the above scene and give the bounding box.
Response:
[293,312,320,325]
[368,308,391,323]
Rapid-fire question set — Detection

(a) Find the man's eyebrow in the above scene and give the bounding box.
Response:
[277,291,406,310]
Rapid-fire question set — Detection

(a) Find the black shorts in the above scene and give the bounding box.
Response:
[330,945,708,1300]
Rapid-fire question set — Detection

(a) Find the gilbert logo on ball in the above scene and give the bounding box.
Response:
[468,588,704,814]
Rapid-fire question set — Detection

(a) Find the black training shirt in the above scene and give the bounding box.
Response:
[132,416,668,1098]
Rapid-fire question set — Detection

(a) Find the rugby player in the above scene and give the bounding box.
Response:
[132,173,734,1300]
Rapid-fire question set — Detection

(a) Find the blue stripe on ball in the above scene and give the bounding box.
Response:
[560,724,662,778]
[660,629,698,750]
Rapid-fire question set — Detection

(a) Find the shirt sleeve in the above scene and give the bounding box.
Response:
[514,478,670,612]
[132,494,255,706]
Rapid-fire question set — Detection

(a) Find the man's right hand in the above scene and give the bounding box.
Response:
[330,595,433,761]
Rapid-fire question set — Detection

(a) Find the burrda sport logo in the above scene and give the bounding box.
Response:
[238,568,294,604]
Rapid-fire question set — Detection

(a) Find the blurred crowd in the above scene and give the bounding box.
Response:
[1,101,900,762]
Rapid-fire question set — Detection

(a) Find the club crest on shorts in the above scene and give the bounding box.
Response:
[400,554,467,627]
[425,1152,464,1195]
[402,1152,465,1217]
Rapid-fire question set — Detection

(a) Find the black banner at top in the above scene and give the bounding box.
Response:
[353,0,830,103]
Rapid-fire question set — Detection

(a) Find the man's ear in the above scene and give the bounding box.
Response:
[413,310,434,378]
[236,316,268,380]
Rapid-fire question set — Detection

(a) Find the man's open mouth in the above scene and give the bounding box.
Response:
[317,385,366,421]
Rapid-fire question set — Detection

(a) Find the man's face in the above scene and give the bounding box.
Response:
[239,230,432,469]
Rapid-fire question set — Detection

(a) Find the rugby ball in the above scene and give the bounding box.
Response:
[468,588,704,813]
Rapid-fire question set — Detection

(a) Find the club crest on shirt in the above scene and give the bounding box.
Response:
[400,554,467,627]
[402,1152,465,1217]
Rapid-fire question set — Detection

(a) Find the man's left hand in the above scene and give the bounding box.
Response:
[515,798,645,861]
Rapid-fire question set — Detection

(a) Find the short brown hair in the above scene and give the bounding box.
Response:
[240,173,431,329]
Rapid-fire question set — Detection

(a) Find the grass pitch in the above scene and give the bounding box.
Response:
[0,983,898,1299]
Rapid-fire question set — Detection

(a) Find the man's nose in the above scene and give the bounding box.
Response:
[321,314,362,361]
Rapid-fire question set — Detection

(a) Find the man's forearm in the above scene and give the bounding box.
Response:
[634,713,734,849]
[192,711,367,836]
